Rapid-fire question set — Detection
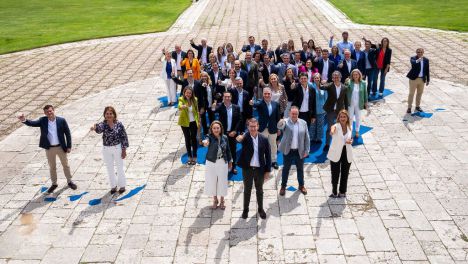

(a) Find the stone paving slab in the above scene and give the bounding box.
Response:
[0,71,466,263]
[0,0,467,140]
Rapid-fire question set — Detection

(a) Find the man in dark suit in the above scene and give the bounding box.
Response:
[241,36,262,54]
[249,88,280,169]
[190,38,212,65]
[230,78,252,133]
[362,40,378,95]
[317,49,335,84]
[241,51,259,96]
[337,49,357,83]
[259,53,278,85]
[208,62,226,98]
[233,60,248,88]
[300,41,313,63]
[212,91,242,174]
[406,48,430,113]
[319,71,348,150]
[277,53,298,83]
[236,118,271,219]
[351,41,366,75]
[259,39,275,62]
[18,105,77,193]
[292,73,317,127]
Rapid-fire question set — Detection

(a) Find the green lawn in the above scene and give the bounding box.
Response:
[329,0,467,32]
[0,0,191,54]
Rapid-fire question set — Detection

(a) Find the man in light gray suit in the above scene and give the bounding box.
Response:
[277,106,310,196]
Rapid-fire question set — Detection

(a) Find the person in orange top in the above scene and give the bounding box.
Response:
[181,49,201,80]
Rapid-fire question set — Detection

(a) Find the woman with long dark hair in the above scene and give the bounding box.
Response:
[178,87,200,165]
[374,37,392,98]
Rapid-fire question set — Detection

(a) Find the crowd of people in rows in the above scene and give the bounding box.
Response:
[17,32,430,220]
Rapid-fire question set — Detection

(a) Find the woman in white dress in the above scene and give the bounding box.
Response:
[202,121,232,209]
[345,69,368,138]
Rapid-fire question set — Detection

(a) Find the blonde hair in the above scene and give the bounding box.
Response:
[200,71,212,85]
[337,109,351,129]
[350,69,362,82]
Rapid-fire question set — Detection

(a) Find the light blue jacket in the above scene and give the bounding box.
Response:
[311,82,327,115]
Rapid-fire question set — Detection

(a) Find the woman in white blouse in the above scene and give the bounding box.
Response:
[345,69,368,138]
[219,68,237,91]
[327,109,353,198]
[161,52,177,106]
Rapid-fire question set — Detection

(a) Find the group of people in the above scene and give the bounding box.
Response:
[168,32,430,219]
[16,32,430,221]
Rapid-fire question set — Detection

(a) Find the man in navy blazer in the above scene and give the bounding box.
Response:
[292,73,317,127]
[250,88,280,169]
[18,105,77,193]
[236,118,271,219]
[406,48,430,113]
[241,36,262,54]
[212,91,242,174]
[259,54,278,85]
[337,49,357,83]
[317,49,335,83]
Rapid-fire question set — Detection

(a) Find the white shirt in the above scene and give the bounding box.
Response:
[271,88,282,103]
[188,106,195,122]
[250,45,256,54]
[322,59,329,81]
[237,89,244,112]
[334,85,342,110]
[300,86,309,112]
[176,52,182,70]
[250,134,260,167]
[201,47,208,64]
[207,85,212,106]
[290,121,299,149]
[214,71,219,84]
[307,69,313,82]
[47,119,60,145]
[352,83,360,105]
[418,58,424,77]
[226,104,233,131]
[346,60,352,72]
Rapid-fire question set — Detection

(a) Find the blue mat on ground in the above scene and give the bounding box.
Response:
[368,89,393,102]
[115,185,146,202]
[286,186,297,192]
[434,108,446,112]
[89,198,101,206]
[69,192,89,202]
[40,186,48,193]
[411,112,433,118]
[44,197,57,202]
[158,93,180,108]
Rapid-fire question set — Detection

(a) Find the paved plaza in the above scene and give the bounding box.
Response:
[0,0,467,263]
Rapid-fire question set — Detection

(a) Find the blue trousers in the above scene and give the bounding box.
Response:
[310,113,326,142]
[281,150,304,188]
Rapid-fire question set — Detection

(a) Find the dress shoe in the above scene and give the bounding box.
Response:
[272,162,279,170]
[118,187,126,194]
[110,187,117,194]
[329,193,337,198]
[241,210,248,219]
[67,181,77,190]
[279,187,286,196]
[406,108,411,114]
[47,184,58,194]
[258,209,267,219]
[415,106,423,112]
[299,186,307,195]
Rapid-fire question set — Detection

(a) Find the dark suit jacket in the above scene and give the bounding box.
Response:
[260,64,278,84]
[237,132,271,173]
[24,116,72,151]
[190,43,213,63]
[300,50,313,63]
[241,61,259,95]
[361,49,377,78]
[351,50,366,74]
[208,70,226,98]
[241,44,261,53]
[338,59,358,83]
[406,56,430,83]
[235,70,248,89]
[172,78,206,110]
[259,49,275,59]
[320,83,348,114]
[317,59,335,83]
[376,47,392,70]
[214,103,241,133]
[254,100,280,134]
[230,88,253,119]
[292,84,317,119]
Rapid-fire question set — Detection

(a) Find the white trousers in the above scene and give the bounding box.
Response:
[164,79,177,103]
[348,102,361,133]
[103,144,126,188]
[261,130,278,162]
[205,159,229,196]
